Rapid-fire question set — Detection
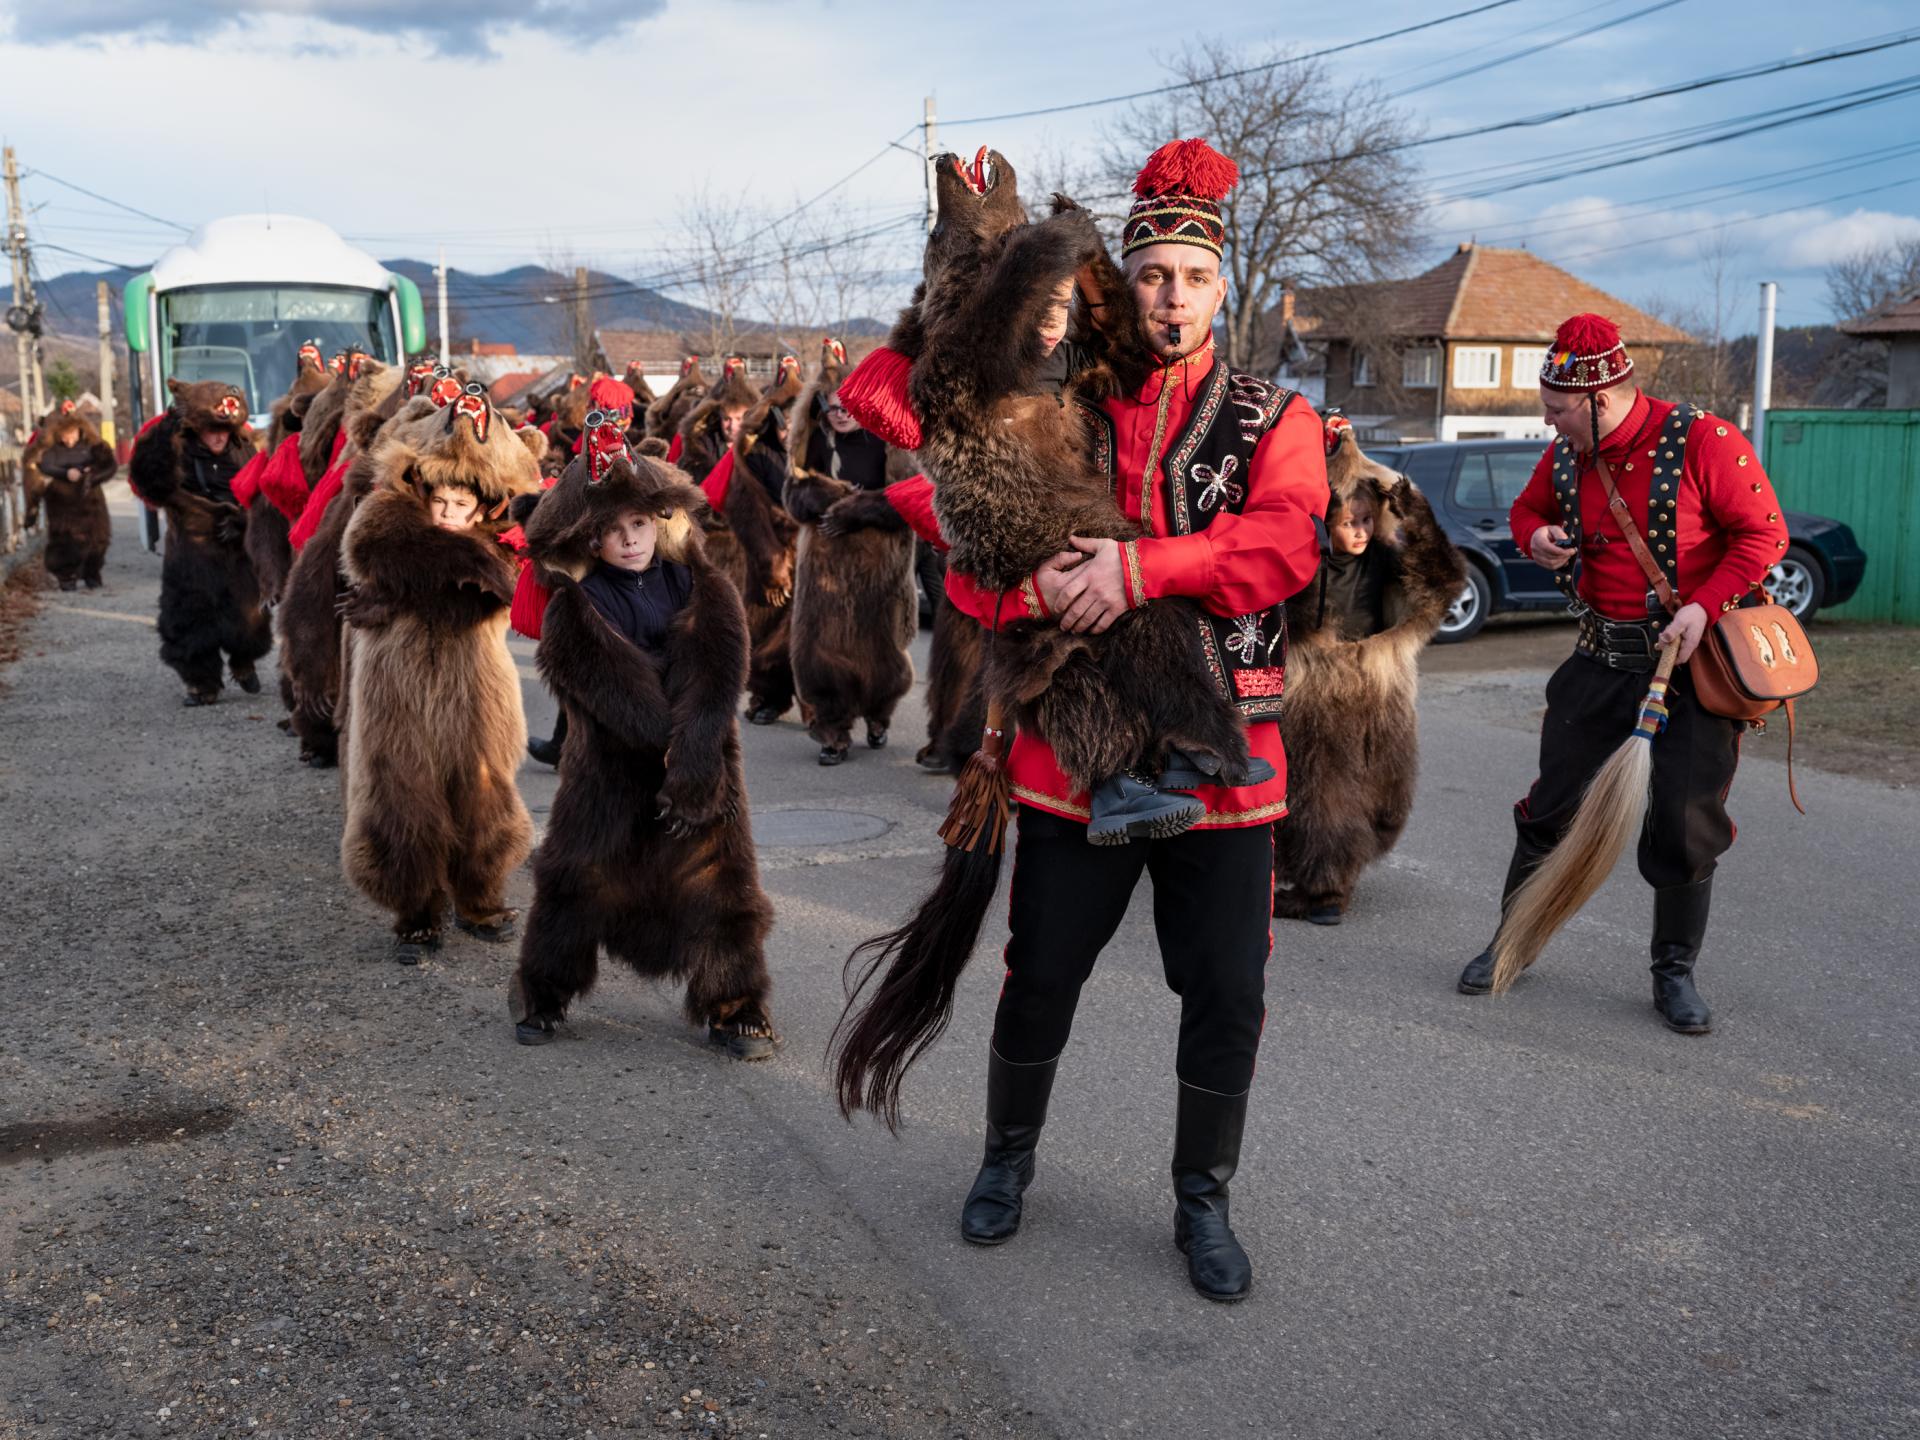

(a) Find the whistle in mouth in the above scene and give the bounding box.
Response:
[1167,323,1182,347]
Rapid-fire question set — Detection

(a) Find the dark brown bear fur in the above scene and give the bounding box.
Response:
[917,589,987,772]
[507,444,776,1040]
[275,367,409,764]
[128,379,272,701]
[675,360,757,483]
[247,358,335,607]
[646,356,708,441]
[899,150,1252,789]
[339,394,539,940]
[783,368,917,755]
[34,410,116,589]
[1272,431,1465,920]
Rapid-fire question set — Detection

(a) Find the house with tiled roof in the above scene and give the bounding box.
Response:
[1837,288,1920,408]
[1274,242,1692,442]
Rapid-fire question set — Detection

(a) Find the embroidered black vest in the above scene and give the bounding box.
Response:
[1548,401,1695,612]
[1079,366,1299,721]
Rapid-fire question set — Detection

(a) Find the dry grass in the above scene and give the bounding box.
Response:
[0,555,46,680]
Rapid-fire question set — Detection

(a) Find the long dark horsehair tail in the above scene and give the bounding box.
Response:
[828,839,1004,1130]
[830,700,1013,1130]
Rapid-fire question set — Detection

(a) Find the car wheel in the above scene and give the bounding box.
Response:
[1434,564,1491,643]
[1767,546,1826,622]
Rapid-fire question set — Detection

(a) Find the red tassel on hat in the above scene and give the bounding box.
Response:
[838,345,921,450]
[1133,138,1239,200]
[1553,313,1622,355]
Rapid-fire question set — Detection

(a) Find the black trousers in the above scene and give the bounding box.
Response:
[1516,651,1743,890]
[991,805,1274,1094]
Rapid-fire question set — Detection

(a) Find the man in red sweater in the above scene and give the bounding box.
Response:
[937,139,1328,1302]
[1456,313,1788,1033]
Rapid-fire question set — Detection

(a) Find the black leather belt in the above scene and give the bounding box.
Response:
[1576,612,1662,672]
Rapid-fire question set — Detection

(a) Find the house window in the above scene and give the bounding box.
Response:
[1453,346,1501,389]
[1352,351,1374,388]
[1510,347,1548,387]
[1402,347,1440,389]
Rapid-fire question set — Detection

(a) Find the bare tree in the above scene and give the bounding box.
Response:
[1640,234,1746,415]
[1100,40,1424,373]
[676,188,759,360]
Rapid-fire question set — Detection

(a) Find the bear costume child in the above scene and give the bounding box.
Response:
[128,379,272,705]
[507,424,778,1058]
[646,354,708,445]
[36,406,117,590]
[242,343,335,606]
[1271,418,1464,924]
[338,388,540,963]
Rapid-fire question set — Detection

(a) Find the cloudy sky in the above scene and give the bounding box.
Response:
[6,0,1917,334]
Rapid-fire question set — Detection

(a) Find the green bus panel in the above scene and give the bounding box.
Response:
[1764,408,1920,624]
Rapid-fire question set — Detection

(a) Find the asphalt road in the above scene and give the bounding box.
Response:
[2,491,1914,1440]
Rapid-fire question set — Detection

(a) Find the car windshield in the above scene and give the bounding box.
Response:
[159,284,398,420]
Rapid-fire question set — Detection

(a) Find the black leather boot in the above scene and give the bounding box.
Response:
[1172,1082,1252,1303]
[1458,836,1552,995]
[1651,876,1713,1034]
[960,1048,1059,1245]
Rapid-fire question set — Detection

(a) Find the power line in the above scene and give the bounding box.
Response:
[22,169,190,233]
[1554,174,1920,261]
[1396,0,1684,96]
[940,0,1530,126]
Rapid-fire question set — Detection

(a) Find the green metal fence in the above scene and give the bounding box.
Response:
[1764,408,1920,624]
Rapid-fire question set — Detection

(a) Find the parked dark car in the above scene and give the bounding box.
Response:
[1364,439,1868,642]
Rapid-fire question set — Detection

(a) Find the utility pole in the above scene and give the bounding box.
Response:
[572,265,591,372]
[1752,281,1777,459]
[4,145,39,437]
[922,95,939,235]
[435,246,450,366]
[95,281,115,447]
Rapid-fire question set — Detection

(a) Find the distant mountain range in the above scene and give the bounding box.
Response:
[33,259,882,356]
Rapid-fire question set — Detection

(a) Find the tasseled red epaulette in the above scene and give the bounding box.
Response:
[259,435,311,521]
[508,562,549,640]
[229,450,268,509]
[702,448,736,509]
[838,345,921,450]
[288,458,349,551]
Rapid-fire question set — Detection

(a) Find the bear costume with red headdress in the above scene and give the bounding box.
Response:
[128,379,274,704]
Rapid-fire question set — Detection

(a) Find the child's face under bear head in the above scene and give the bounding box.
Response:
[599,508,659,572]
[429,483,481,532]
[1331,492,1376,556]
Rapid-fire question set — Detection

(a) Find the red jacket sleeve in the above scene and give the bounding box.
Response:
[1127,399,1329,617]
[885,475,947,551]
[1685,415,1791,618]
[944,565,1050,630]
[1508,446,1559,553]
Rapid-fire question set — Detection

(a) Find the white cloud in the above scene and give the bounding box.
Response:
[1772,208,1920,269]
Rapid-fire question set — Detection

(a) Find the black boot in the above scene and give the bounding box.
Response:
[527,709,568,767]
[1458,836,1552,995]
[1651,876,1713,1035]
[960,1048,1059,1245]
[1172,1082,1252,1303]
[1086,771,1204,847]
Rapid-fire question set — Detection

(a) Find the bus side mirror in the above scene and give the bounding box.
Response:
[393,275,427,356]
[123,272,153,353]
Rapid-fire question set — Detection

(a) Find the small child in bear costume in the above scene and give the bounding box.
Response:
[508,421,778,1059]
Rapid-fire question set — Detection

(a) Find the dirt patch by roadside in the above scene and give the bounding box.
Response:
[1419,612,1920,790]
[0,555,46,678]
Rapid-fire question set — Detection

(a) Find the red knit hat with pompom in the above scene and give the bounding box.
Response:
[1540,313,1633,392]
[1122,138,1239,258]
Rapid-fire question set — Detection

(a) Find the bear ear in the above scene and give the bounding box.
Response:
[166,378,188,400]
[635,437,669,458]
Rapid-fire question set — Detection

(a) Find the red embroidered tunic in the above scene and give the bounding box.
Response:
[942,343,1328,828]
[1509,391,1788,621]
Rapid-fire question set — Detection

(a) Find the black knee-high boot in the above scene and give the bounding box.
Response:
[960,1047,1059,1245]
[1651,876,1713,1034]
[1172,1081,1252,1302]
[1457,835,1553,994]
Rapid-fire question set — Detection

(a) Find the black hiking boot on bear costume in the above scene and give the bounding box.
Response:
[1172,1081,1253,1303]
[527,708,569,768]
[1457,835,1553,994]
[1087,771,1205,846]
[455,908,519,943]
[1650,876,1714,1034]
[961,1048,1060,1245]
[1157,748,1276,791]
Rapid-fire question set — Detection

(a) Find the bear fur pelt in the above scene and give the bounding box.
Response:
[898,149,1252,789]
[619,361,657,411]
[297,353,368,488]
[34,409,116,590]
[917,586,987,773]
[128,379,272,702]
[339,391,539,942]
[246,355,335,607]
[675,359,757,483]
[1271,429,1464,921]
[275,365,409,764]
[21,401,88,530]
[646,355,708,441]
[507,440,776,1042]
[783,366,916,757]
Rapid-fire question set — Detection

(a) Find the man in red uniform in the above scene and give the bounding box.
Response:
[940,139,1328,1302]
[1456,313,1789,1033]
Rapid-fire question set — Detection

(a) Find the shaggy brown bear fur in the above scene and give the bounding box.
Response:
[1271,430,1464,921]
[339,394,539,944]
[895,150,1252,789]
[507,443,776,1045]
[275,366,408,764]
[917,590,987,772]
[783,366,916,757]
[34,409,117,589]
[646,356,708,441]
[246,357,335,607]
[675,359,756,483]
[708,370,802,720]
[128,379,272,702]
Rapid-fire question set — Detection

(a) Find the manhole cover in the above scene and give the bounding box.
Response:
[755,809,892,847]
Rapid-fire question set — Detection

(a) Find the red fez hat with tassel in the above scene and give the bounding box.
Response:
[1122,138,1239,259]
[1540,313,1633,392]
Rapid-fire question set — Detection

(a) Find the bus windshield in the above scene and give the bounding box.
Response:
[158,283,399,419]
